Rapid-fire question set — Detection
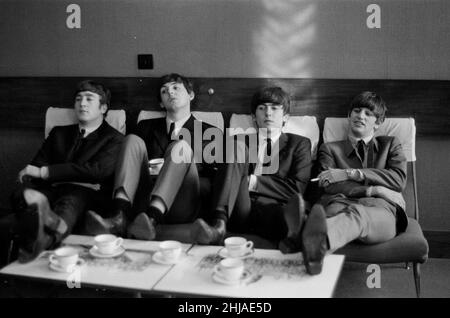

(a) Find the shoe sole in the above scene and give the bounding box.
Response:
[127,213,155,240]
[18,190,48,263]
[301,205,327,275]
[279,194,306,254]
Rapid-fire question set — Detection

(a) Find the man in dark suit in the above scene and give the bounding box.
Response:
[11,80,124,262]
[190,87,312,248]
[86,73,221,240]
[296,91,408,275]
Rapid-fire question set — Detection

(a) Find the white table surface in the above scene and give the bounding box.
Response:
[0,235,192,293]
[153,245,345,298]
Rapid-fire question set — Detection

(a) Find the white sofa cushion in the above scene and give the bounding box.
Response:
[323,117,416,162]
[45,107,126,137]
[137,110,224,132]
[229,114,320,158]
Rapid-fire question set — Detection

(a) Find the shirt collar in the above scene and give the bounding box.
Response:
[166,113,191,135]
[79,121,102,138]
[348,134,374,147]
[257,128,282,144]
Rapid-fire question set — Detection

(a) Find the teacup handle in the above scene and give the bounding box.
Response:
[49,254,58,265]
[213,265,223,276]
[115,238,124,248]
[246,241,254,251]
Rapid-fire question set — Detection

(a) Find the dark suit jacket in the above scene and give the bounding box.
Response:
[250,133,312,203]
[318,135,408,232]
[31,120,124,195]
[133,115,221,178]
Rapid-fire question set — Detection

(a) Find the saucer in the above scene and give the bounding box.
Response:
[89,245,125,258]
[218,247,254,259]
[152,251,181,265]
[49,259,85,273]
[212,270,251,286]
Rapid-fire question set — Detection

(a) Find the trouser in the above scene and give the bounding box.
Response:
[113,135,210,224]
[325,200,397,251]
[211,141,287,241]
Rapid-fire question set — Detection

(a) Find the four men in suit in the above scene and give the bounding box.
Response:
[9,75,408,277]
[11,80,124,262]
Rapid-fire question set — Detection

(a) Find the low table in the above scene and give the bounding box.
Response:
[153,245,345,298]
[0,235,192,294]
[0,235,345,297]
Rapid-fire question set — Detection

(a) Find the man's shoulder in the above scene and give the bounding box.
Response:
[48,124,78,136]
[374,135,396,143]
[136,117,166,134]
[284,132,311,144]
[100,121,125,139]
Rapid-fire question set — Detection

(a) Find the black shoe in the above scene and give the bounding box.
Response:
[84,210,127,236]
[301,204,328,275]
[17,189,58,263]
[191,218,226,245]
[278,194,306,254]
[127,213,156,240]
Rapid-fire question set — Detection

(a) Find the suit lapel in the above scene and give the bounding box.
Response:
[151,118,170,153]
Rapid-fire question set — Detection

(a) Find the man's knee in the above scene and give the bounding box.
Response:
[123,134,147,151]
[166,140,193,163]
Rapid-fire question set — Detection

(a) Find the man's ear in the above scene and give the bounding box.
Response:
[282,113,290,126]
[160,102,165,109]
[251,114,258,127]
[189,91,195,101]
[100,104,108,114]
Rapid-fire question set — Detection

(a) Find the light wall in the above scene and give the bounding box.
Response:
[0,0,449,79]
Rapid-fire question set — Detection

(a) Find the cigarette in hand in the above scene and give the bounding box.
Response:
[310,177,320,182]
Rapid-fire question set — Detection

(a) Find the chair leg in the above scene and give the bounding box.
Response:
[6,238,15,265]
[413,262,421,298]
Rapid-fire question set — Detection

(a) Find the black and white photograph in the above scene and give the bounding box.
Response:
[0,0,449,301]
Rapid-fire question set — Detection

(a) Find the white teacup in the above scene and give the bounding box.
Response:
[224,237,254,258]
[94,234,123,255]
[49,246,79,269]
[149,158,164,175]
[159,240,182,263]
[214,258,245,281]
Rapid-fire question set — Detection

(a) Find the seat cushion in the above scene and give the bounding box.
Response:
[335,217,429,263]
[137,110,224,132]
[45,108,126,137]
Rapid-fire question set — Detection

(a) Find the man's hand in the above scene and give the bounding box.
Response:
[18,165,41,183]
[371,185,406,209]
[317,169,348,187]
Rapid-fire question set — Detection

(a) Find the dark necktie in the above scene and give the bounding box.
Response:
[262,138,272,167]
[168,122,175,140]
[67,129,85,161]
[357,139,365,163]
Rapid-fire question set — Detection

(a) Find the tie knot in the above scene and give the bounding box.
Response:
[79,129,86,138]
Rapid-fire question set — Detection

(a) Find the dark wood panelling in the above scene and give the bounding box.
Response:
[1,77,450,135]
[423,231,450,259]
